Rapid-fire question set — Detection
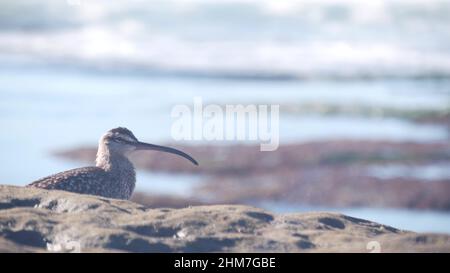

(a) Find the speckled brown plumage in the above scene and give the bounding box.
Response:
[27,167,120,198]
[27,127,198,200]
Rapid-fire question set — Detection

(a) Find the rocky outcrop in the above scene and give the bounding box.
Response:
[0,185,449,253]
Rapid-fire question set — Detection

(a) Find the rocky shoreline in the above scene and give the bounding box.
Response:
[1,185,450,253]
[56,141,450,211]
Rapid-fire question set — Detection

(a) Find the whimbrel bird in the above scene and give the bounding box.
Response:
[27,127,198,200]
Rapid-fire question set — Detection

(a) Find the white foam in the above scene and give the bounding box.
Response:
[1,0,450,78]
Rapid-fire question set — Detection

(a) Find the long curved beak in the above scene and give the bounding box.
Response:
[134,142,199,166]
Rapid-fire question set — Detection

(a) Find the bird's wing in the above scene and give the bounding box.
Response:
[27,167,109,195]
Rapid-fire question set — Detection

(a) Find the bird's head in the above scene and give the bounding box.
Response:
[100,127,198,166]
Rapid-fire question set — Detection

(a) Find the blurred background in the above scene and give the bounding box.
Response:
[0,0,449,233]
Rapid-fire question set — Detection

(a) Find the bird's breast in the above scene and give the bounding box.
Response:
[105,158,137,200]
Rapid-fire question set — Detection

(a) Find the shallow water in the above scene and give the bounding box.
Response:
[368,163,450,181]
[1,66,448,189]
[258,202,450,234]
[137,172,202,196]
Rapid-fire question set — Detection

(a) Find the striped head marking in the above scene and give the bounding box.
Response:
[105,127,139,144]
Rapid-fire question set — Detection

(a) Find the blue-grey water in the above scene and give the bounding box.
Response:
[259,203,450,235]
[1,0,450,234]
[1,66,448,184]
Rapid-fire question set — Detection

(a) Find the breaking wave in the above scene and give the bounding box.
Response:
[1,0,450,80]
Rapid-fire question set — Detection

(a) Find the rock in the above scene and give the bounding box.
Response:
[0,185,449,253]
[130,192,207,209]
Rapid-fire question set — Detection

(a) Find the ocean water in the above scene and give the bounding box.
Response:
[259,202,450,234]
[0,0,449,233]
[1,0,450,79]
[0,66,448,184]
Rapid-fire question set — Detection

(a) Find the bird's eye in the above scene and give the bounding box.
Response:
[115,137,126,143]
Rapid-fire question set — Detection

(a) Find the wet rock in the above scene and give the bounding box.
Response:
[1,185,449,253]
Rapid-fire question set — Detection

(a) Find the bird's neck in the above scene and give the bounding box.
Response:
[96,144,136,200]
[95,146,134,173]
